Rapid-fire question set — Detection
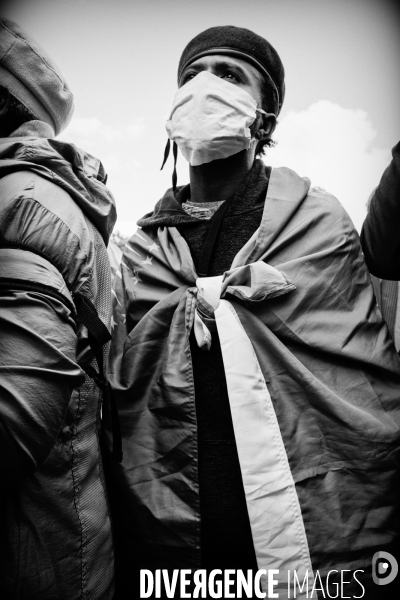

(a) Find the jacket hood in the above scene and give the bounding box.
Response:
[137,181,196,228]
[138,161,270,229]
[0,120,116,244]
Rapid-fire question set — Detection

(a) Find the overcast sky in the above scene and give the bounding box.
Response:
[1,0,399,234]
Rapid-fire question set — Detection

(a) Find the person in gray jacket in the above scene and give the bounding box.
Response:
[0,19,117,599]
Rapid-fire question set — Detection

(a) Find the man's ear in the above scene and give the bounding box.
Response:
[0,85,10,117]
[254,112,277,141]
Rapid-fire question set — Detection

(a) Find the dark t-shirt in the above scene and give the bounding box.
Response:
[176,161,270,572]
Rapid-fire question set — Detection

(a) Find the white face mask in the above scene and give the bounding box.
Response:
[165,71,267,166]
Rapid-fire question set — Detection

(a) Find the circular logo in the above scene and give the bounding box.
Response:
[372,551,398,586]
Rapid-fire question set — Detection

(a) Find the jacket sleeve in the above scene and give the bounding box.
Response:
[360,141,400,279]
[0,170,103,487]
[0,284,85,487]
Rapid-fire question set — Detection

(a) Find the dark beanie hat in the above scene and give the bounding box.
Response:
[178,25,285,115]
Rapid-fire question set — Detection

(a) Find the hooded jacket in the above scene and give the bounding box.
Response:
[107,163,400,598]
[0,121,116,600]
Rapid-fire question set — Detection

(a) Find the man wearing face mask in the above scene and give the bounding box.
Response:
[107,26,400,599]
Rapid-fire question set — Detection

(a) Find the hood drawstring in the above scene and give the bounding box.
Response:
[160,139,178,193]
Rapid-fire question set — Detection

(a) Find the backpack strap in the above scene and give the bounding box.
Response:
[74,294,122,462]
[0,247,123,462]
[0,247,75,311]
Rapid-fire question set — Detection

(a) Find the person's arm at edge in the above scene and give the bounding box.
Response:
[0,288,85,487]
[361,141,400,280]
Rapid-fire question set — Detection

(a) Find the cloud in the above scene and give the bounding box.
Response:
[61,115,147,216]
[62,115,145,171]
[266,100,391,231]
[64,116,145,144]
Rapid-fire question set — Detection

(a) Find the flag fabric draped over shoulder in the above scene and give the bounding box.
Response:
[106,166,400,594]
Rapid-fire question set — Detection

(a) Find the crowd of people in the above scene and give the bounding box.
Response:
[0,18,399,600]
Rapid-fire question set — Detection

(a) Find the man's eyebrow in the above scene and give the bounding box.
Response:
[214,60,248,75]
[182,60,248,76]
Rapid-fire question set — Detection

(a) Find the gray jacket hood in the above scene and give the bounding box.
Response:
[0,120,116,244]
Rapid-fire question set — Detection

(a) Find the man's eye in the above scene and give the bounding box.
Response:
[183,72,197,84]
[222,72,239,82]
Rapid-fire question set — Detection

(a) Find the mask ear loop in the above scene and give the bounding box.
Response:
[160,139,178,193]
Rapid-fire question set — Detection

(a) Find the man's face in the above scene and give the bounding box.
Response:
[178,54,264,108]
